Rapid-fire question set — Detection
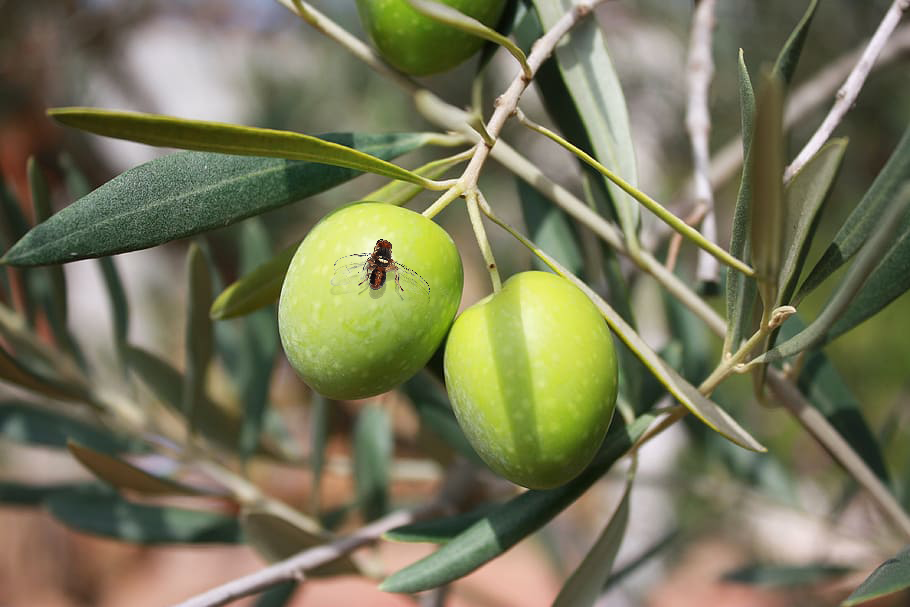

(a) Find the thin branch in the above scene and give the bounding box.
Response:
[169,507,430,607]
[685,0,720,284]
[675,22,910,202]
[784,0,909,181]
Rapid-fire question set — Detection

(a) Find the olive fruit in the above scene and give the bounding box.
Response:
[443,271,618,489]
[278,202,463,400]
[355,0,508,76]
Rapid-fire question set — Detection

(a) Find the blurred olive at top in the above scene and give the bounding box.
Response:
[355,0,508,76]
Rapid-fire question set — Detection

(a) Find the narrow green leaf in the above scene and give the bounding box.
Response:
[530,1,640,247]
[843,546,910,606]
[67,441,214,496]
[552,477,631,607]
[402,372,483,466]
[184,244,214,433]
[385,504,499,544]
[49,108,432,187]
[0,481,100,506]
[354,405,392,522]
[379,416,652,594]
[235,220,279,458]
[242,510,358,577]
[580,278,764,452]
[3,133,429,267]
[776,139,848,308]
[0,401,137,453]
[210,241,297,320]
[45,488,243,544]
[407,0,529,75]
[771,0,820,86]
[724,563,850,588]
[757,186,910,363]
[798,120,910,302]
[825,216,910,342]
[749,70,786,314]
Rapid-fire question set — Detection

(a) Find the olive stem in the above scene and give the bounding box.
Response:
[422,183,464,219]
[466,190,502,292]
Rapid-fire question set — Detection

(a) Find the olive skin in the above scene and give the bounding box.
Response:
[278,203,463,400]
[443,271,618,489]
[355,0,508,76]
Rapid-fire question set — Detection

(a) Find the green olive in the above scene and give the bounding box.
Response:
[444,271,618,489]
[355,0,508,76]
[278,202,463,399]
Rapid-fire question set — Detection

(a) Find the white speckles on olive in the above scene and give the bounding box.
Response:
[444,271,618,490]
[278,203,463,400]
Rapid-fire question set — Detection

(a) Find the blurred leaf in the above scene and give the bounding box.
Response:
[776,139,847,308]
[749,70,786,314]
[49,108,432,187]
[771,0,819,86]
[67,441,214,496]
[98,256,129,359]
[3,134,429,267]
[0,178,37,325]
[0,401,137,453]
[603,528,679,591]
[0,481,100,506]
[45,488,243,544]
[403,372,482,466]
[407,0,528,73]
[125,345,243,452]
[242,510,357,577]
[184,244,214,433]
[725,50,758,356]
[516,178,584,276]
[843,546,910,606]
[27,157,79,362]
[798,121,910,302]
[784,316,891,485]
[724,563,850,588]
[758,187,910,363]
[234,220,279,458]
[552,477,631,607]
[354,405,392,522]
[0,342,89,402]
[379,415,652,593]
[253,582,297,607]
[385,504,499,544]
[530,0,640,246]
[824,211,910,343]
[211,241,297,320]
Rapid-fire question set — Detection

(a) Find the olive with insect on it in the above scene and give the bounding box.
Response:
[278,202,463,400]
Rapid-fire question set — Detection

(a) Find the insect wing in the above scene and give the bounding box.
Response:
[331,253,369,287]
[394,262,431,299]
